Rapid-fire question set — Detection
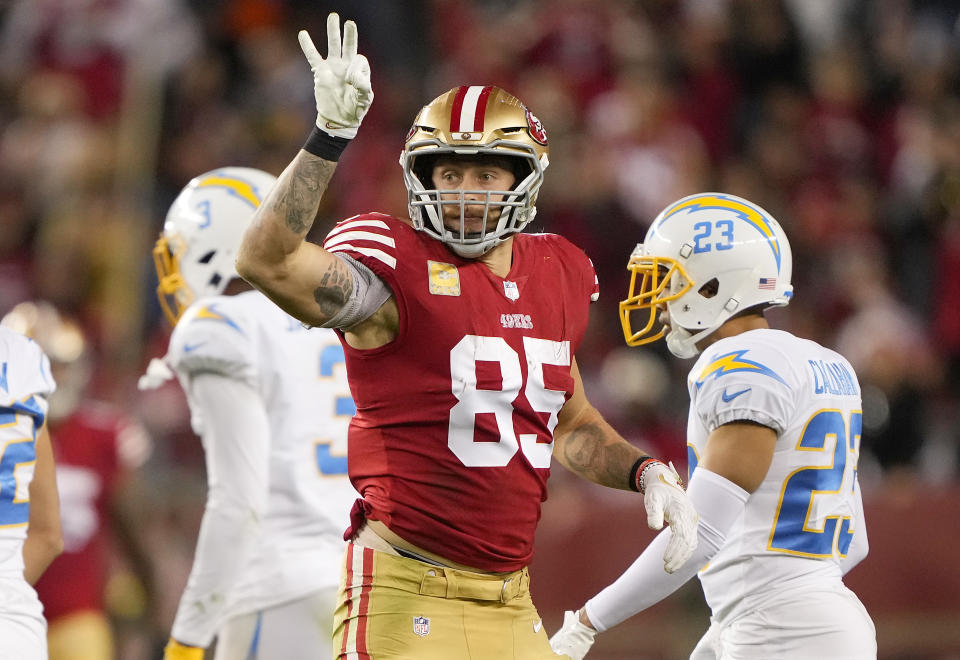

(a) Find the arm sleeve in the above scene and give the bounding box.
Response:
[584,468,749,632]
[840,479,868,575]
[317,253,392,329]
[170,374,270,647]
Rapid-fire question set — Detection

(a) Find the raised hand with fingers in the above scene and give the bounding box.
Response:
[639,460,699,573]
[298,12,373,140]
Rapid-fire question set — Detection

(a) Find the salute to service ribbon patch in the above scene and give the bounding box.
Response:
[428,261,461,296]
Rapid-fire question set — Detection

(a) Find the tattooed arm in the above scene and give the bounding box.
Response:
[553,358,648,490]
[236,150,398,346]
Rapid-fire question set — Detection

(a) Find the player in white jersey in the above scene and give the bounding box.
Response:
[550,193,876,659]
[139,167,358,660]
[0,326,63,660]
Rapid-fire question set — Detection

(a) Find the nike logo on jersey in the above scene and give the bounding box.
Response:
[533,619,543,633]
[721,387,751,402]
[183,342,207,353]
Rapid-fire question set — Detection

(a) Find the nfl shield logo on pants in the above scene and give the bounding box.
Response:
[413,616,430,637]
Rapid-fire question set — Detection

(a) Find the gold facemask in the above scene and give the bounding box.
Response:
[152,234,194,325]
[619,252,694,347]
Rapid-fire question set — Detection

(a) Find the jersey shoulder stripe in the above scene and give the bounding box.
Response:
[323,213,404,271]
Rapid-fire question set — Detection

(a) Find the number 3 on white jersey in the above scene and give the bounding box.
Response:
[448,335,569,468]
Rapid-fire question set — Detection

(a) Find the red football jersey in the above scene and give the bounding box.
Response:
[34,403,147,620]
[324,214,598,572]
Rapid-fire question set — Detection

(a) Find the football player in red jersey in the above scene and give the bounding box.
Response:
[236,13,699,660]
[1,302,155,660]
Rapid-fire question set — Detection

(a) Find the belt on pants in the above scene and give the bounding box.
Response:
[373,548,530,604]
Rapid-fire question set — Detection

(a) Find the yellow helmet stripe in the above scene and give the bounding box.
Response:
[658,193,782,271]
[196,175,264,209]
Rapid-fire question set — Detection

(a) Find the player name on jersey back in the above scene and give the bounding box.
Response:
[808,359,859,397]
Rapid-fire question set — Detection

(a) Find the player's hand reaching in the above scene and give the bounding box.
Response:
[549,610,597,659]
[641,461,699,573]
[298,12,373,139]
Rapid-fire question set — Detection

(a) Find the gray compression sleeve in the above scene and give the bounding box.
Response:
[318,253,393,329]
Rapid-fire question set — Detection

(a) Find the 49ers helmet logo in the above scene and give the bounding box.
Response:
[526,109,548,145]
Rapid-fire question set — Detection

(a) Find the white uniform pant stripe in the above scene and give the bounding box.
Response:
[343,544,370,659]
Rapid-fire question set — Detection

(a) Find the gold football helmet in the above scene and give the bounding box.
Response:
[400,86,550,258]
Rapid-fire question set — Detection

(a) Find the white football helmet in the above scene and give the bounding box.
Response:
[400,85,550,258]
[619,192,794,358]
[152,167,276,324]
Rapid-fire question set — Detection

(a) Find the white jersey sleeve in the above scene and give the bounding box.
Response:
[167,298,257,385]
[170,374,270,647]
[0,328,56,574]
[167,297,257,435]
[690,339,798,436]
[0,328,55,412]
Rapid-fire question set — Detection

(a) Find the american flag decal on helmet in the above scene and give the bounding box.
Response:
[449,86,494,133]
[759,277,777,290]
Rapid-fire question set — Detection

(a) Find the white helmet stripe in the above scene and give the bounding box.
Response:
[454,86,491,133]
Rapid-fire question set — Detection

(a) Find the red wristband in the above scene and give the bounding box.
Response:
[629,456,662,493]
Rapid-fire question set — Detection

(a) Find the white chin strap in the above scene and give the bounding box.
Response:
[446,237,501,258]
[666,327,701,359]
[666,324,723,359]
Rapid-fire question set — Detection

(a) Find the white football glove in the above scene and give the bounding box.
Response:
[137,357,174,391]
[298,13,373,139]
[641,461,699,573]
[549,610,597,660]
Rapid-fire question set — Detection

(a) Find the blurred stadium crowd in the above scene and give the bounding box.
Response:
[1,0,959,658]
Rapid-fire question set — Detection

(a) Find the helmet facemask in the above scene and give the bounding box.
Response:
[153,233,195,326]
[619,250,695,349]
[403,146,545,258]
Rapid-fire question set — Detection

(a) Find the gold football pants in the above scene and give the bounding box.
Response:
[47,610,114,660]
[333,543,567,660]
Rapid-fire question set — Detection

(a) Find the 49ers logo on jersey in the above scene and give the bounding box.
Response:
[526,109,548,145]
